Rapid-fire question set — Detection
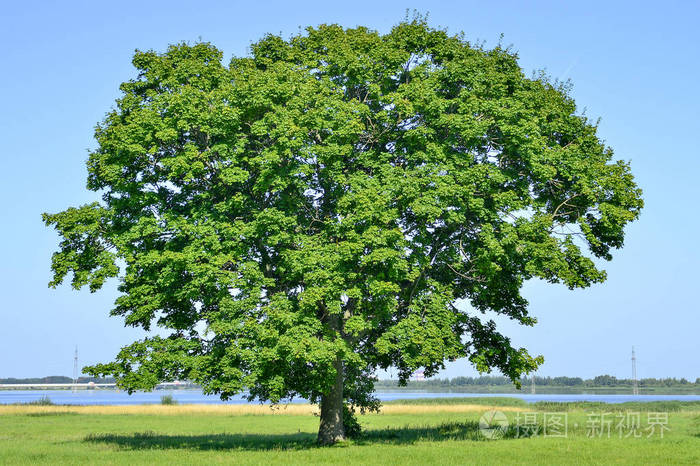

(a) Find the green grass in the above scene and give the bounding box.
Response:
[385,396,529,407]
[386,396,700,412]
[1,400,699,465]
[530,400,700,412]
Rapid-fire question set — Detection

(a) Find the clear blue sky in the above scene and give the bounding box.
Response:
[1,0,698,380]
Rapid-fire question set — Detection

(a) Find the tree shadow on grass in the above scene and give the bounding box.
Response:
[86,431,317,451]
[26,412,79,417]
[85,421,506,451]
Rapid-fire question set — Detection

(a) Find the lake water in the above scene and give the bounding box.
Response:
[2,390,699,405]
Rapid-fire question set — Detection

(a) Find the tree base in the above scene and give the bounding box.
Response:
[317,432,346,446]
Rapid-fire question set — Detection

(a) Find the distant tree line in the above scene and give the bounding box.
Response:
[0,376,115,384]
[375,375,700,388]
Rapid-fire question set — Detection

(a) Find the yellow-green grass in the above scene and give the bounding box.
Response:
[1,401,698,465]
[0,401,523,417]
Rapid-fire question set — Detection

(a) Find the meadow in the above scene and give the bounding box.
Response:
[1,398,698,464]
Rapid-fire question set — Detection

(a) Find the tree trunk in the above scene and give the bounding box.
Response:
[318,354,345,445]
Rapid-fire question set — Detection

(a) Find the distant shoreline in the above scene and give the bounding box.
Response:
[3,374,698,396]
[373,387,700,395]
[1,386,698,395]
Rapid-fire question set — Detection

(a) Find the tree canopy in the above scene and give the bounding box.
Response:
[44,17,642,443]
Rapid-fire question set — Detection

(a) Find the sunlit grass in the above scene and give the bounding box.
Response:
[0,403,319,416]
[1,399,698,464]
[0,401,525,417]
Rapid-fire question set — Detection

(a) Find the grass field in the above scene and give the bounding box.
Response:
[1,399,699,464]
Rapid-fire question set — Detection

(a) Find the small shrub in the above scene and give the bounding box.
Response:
[343,404,362,439]
[160,394,178,405]
[26,396,54,406]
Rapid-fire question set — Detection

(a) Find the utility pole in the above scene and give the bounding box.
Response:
[631,346,639,396]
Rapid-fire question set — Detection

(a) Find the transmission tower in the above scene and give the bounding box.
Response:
[631,346,639,395]
[73,346,79,386]
[530,375,536,395]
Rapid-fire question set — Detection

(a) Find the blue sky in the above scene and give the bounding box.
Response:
[1,1,698,380]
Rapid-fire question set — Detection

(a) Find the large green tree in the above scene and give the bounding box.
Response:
[44,18,642,444]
